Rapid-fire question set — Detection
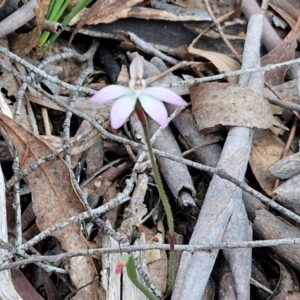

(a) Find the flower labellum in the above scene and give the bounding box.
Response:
[90,55,188,129]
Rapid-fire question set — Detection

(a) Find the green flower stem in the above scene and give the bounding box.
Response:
[135,103,176,291]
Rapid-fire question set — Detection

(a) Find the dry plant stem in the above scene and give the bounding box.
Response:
[135,105,176,290]
[128,32,180,65]
[12,154,22,247]
[0,178,134,265]
[146,62,202,86]
[4,237,300,271]
[0,164,23,300]
[15,48,81,119]
[62,43,98,209]
[25,97,39,135]
[2,45,300,94]
[4,239,67,274]
[6,128,95,188]
[203,0,242,63]
[172,11,264,300]
[41,108,51,135]
[0,0,37,39]
[250,278,273,294]
[282,115,298,159]
[266,97,300,113]
[264,81,300,120]
[1,118,23,248]
[63,43,98,166]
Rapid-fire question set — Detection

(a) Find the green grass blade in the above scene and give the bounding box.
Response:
[48,0,64,21]
[43,0,93,51]
[53,0,72,22]
[45,0,56,20]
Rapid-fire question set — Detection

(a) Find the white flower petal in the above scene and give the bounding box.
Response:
[110,94,137,129]
[90,85,132,103]
[142,87,187,106]
[139,95,168,126]
[130,56,143,79]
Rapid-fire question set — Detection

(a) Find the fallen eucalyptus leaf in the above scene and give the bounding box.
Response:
[0,113,100,299]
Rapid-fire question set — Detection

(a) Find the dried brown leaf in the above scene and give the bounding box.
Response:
[249,129,292,196]
[261,14,300,86]
[11,269,44,300]
[269,3,296,28]
[188,46,240,83]
[69,0,143,43]
[190,82,274,134]
[83,0,142,25]
[0,113,99,299]
[269,0,299,22]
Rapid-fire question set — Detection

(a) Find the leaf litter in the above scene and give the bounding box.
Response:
[0,0,300,299]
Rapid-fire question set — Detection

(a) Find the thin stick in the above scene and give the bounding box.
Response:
[204,0,242,63]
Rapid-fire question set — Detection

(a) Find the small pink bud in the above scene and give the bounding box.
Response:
[115,254,129,274]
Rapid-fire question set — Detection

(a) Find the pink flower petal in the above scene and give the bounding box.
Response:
[110,94,137,129]
[130,55,143,80]
[139,95,168,126]
[90,85,132,103]
[142,87,187,106]
[115,261,126,274]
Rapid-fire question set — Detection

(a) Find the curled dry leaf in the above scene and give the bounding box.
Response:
[11,269,44,300]
[188,36,240,83]
[0,113,99,299]
[269,258,295,300]
[190,82,274,134]
[249,129,292,196]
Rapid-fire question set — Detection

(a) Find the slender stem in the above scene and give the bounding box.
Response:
[135,104,175,290]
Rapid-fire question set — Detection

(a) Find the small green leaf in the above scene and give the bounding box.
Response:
[125,255,158,300]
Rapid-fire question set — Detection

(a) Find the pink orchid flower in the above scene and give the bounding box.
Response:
[90,55,188,129]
